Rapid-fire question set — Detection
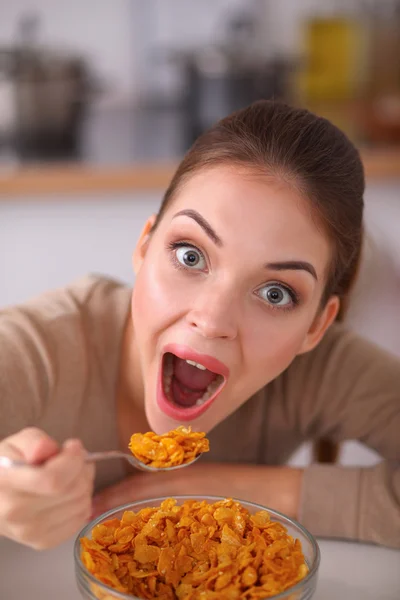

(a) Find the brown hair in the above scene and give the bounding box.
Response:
[154,100,364,316]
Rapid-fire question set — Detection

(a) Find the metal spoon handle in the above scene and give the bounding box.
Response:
[86,451,149,471]
[0,452,135,469]
[86,451,129,462]
[0,451,200,472]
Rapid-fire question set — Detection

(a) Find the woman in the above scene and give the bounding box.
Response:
[0,101,399,550]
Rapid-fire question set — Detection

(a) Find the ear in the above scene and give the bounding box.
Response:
[298,295,340,355]
[133,215,157,274]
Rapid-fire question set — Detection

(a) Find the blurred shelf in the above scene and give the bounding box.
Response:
[0,103,400,199]
[0,162,177,197]
[361,147,400,179]
[0,147,399,199]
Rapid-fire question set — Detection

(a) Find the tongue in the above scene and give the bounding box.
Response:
[171,378,205,407]
[173,356,217,390]
[171,356,218,407]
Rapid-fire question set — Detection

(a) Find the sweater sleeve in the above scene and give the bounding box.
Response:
[0,303,55,437]
[282,325,400,548]
[0,277,96,441]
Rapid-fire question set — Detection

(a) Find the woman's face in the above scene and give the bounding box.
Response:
[131,166,338,434]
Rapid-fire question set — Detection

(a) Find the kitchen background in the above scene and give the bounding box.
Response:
[0,0,399,467]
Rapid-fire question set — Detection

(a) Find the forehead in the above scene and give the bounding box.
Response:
[161,166,331,275]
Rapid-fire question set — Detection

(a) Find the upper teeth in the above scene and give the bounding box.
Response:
[186,359,207,370]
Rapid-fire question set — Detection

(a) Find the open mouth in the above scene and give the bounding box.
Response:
[157,347,227,421]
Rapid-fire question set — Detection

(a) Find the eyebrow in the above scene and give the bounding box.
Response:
[172,209,223,246]
[172,209,317,280]
[265,261,318,281]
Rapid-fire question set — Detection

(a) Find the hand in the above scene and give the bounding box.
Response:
[92,463,303,519]
[0,427,95,549]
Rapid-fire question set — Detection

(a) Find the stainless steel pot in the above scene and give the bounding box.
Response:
[0,14,94,159]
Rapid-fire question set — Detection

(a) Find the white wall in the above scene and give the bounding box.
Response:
[0,191,161,306]
[345,182,400,358]
[289,181,400,468]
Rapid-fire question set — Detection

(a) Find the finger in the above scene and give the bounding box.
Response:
[37,439,88,495]
[0,427,59,464]
[35,451,94,507]
[10,495,92,550]
[58,439,95,490]
[0,438,86,495]
[1,460,94,538]
[47,451,95,506]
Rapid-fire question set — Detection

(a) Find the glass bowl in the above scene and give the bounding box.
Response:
[74,495,320,600]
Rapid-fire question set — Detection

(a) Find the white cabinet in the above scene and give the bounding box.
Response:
[346,182,400,358]
[0,191,162,307]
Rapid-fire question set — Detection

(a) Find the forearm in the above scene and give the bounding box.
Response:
[162,462,303,518]
[300,461,400,549]
[93,462,303,520]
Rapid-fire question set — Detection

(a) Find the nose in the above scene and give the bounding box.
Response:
[186,285,238,340]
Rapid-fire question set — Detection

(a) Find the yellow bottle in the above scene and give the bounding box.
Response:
[299,12,363,103]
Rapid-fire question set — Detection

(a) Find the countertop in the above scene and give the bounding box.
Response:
[0,536,399,599]
[0,106,399,198]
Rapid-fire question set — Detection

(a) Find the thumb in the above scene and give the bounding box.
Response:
[1,427,60,465]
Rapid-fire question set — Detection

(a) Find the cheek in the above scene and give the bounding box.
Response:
[241,317,311,389]
[131,255,184,337]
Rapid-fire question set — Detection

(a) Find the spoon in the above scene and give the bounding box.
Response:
[0,450,202,473]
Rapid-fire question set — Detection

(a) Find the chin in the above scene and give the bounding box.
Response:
[145,404,182,435]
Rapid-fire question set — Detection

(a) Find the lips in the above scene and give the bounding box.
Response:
[157,344,229,421]
[164,345,229,378]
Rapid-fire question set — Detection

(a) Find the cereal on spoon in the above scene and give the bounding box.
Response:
[128,426,210,469]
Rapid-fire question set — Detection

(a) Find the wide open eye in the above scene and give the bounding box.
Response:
[257,283,296,308]
[175,245,206,270]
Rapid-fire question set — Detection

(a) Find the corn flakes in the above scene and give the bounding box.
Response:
[128,426,209,468]
[80,498,308,599]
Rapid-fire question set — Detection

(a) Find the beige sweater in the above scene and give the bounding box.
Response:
[0,276,399,548]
